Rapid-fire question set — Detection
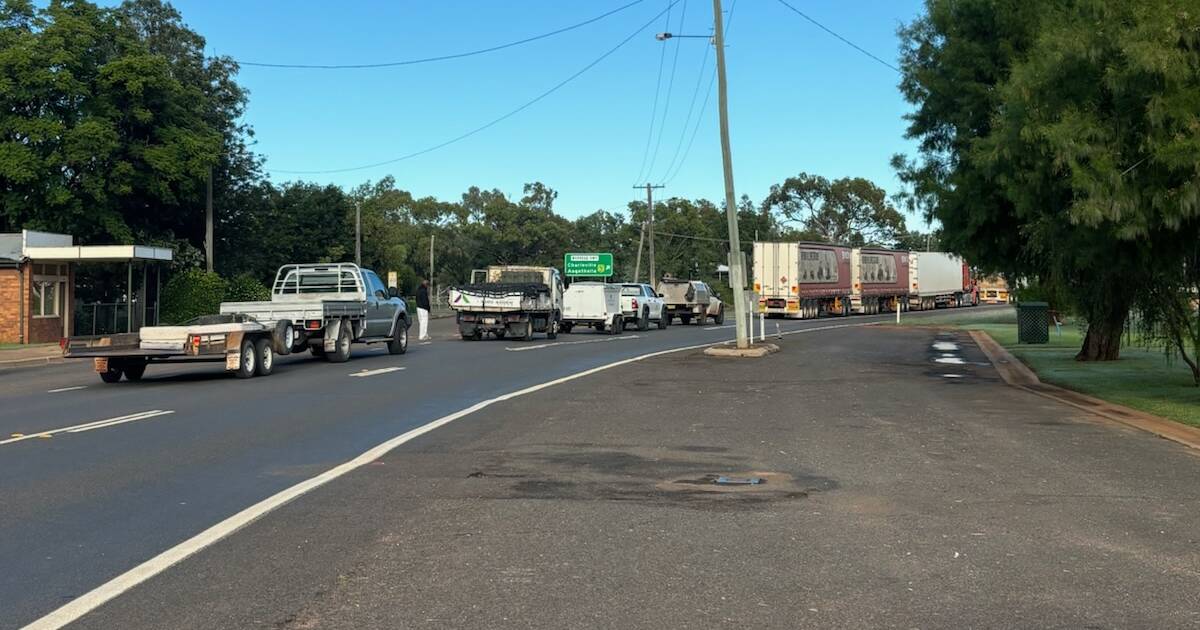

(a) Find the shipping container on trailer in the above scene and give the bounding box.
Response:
[752,242,852,319]
[909,252,976,310]
[850,248,911,315]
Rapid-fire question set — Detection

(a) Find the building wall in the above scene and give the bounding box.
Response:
[0,268,20,343]
[26,263,72,344]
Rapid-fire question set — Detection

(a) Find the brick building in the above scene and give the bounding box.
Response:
[0,231,172,345]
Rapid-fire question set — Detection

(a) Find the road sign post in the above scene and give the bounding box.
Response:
[564,253,614,278]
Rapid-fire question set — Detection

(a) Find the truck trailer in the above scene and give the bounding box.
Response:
[850,248,910,314]
[909,252,976,310]
[753,242,852,319]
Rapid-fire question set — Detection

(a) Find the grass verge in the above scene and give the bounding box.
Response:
[905,306,1200,428]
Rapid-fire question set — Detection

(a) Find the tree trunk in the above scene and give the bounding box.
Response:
[1076,313,1126,361]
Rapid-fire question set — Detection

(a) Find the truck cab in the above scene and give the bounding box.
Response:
[449,266,564,340]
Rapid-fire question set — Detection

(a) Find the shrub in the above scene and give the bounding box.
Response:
[159,269,227,324]
[225,273,270,302]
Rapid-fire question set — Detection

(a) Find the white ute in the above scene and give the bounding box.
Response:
[561,282,624,334]
[619,283,667,330]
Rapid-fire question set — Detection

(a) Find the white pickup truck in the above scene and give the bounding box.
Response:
[63,263,410,383]
[619,283,667,330]
[448,265,563,340]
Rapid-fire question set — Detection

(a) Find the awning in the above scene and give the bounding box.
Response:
[23,245,174,263]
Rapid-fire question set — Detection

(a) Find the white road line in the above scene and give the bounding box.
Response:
[46,386,87,393]
[349,367,406,377]
[705,325,735,330]
[24,319,879,630]
[504,335,642,352]
[0,410,174,446]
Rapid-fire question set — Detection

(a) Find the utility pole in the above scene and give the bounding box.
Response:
[711,0,749,349]
[634,183,664,286]
[429,233,435,302]
[633,220,647,283]
[205,165,214,273]
[355,202,362,266]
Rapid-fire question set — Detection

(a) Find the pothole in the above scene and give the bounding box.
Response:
[658,471,801,494]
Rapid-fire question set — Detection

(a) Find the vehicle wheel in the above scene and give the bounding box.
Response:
[494,329,506,339]
[663,313,673,326]
[521,319,534,341]
[328,321,352,363]
[561,323,573,334]
[609,315,621,335]
[273,320,294,355]
[235,337,257,378]
[254,337,274,376]
[547,316,559,339]
[99,365,123,383]
[657,312,667,329]
[680,315,692,325]
[713,306,725,325]
[388,321,408,354]
[462,332,477,341]
[123,360,147,382]
[637,308,650,331]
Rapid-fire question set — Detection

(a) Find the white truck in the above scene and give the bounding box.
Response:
[63,263,410,382]
[561,282,624,334]
[657,278,724,325]
[908,252,976,310]
[448,265,563,340]
[619,283,667,330]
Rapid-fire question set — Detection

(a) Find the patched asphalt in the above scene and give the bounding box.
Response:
[65,325,1200,628]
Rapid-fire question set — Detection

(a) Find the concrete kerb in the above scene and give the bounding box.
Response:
[0,355,63,370]
[703,343,780,358]
[970,329,1200,452]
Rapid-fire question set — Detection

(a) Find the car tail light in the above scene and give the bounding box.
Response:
[306,319,321,330]
[631,298,638,310]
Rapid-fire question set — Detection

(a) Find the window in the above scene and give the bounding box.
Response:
[32,263,67,318]
[363,271,387,297]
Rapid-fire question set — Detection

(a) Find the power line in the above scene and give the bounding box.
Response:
[773,0,900,73]
[654,27,711,183]
[643,0,688,180]
[238,1,647,70]
[632,1,673,184]
[269,1,680,175]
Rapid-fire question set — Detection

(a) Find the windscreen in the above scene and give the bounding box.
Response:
[620,286,643,296]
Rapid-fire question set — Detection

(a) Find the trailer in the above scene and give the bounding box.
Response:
[62,314,292,383]
[850,248,910,314]
[909,252,975,310]
[561,282,623,334]
[753,242,852,319]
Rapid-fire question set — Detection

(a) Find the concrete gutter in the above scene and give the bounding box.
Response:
[970,330,1200,452]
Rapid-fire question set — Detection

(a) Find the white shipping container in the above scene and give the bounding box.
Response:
[563,282,622,322]
[753,242,799,299]
[910,252,965,297]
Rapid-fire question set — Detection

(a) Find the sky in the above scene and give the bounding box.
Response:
[141,0,928,222]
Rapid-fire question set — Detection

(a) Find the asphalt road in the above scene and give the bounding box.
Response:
[0,306,962,629]
[52,323,1200,629]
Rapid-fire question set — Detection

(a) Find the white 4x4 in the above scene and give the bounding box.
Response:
[619,283,667,331]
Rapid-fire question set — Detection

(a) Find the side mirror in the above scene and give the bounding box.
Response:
[658,293,665,298]
[388,286,400,298]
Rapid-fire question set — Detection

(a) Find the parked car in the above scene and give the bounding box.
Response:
[619,283,667,330]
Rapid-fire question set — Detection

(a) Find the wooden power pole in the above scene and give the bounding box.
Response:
[634,183,664,286]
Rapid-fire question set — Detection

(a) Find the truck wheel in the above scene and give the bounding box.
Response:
[123,360,148,382]
[235,337,257,378]
[254,337,274,376]
[521,319,534,341]
[547,316,559,339]
[328,321,352,363]
[388,322,408,355]
[713,306,725,326]
[637,308,650,331]
[663,313,673,327]
[561,323,574,334]
[680,315,692,325]
[273,320,294,355]
[99,365,123,383]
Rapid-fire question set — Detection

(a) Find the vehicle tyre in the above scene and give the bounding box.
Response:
[388,321,408,354]
[561,322,573,334]
[713,306,725,325]
[494,329,507,339]
[462,332,477,341]
[657,311,668,329]
[235,337,257,378]
[521,319,534,341]
[273,320,294,355]
[637,308,650,331]
[123,360,147,382]
[663,313,673,326]
[547,315,559,339]
[328,320,352,363]
[254,337,274,376]
[99,365,123,383]
[609,315,621,335]
[680,315,692,325]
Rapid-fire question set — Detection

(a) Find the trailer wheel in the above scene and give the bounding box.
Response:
[610,315,622,335]
[713,306,725,326]
[680,315,692,325]
[99,366,123,383]
[123,359,148,382]
[328,321,352,363]
[273,320,294,355]
[254,337,274,376]
[235,337,257,378]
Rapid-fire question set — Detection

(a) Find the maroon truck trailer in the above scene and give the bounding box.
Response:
[752,242,853,319]
[851,248,911,314]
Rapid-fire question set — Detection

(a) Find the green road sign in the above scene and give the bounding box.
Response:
[564,252,614,277]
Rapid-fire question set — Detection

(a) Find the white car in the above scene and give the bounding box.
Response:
[619,283,667,330]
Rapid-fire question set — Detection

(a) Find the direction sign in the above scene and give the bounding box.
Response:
[564,252,614,277]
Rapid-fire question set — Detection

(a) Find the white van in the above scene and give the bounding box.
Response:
[561,282,623,334]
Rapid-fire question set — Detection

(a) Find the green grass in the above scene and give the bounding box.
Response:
[906,306,1200,428]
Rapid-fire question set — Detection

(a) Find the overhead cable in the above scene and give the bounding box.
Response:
[774,0,901,73]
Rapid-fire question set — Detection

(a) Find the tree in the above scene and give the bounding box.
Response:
[895,0,1200,361]
[762,173,906,247]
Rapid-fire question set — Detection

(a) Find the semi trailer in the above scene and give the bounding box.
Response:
[909,252,976,309]
[753,242,852,319]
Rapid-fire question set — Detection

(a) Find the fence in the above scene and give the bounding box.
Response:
[73,302,159,336]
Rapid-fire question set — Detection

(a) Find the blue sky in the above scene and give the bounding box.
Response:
[152,0,927,221]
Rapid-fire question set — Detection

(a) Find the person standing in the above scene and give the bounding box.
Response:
[416,279,431,341]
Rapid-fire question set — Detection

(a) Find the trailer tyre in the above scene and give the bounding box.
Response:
[235,338,257,378]
[99,366,123,383]
[680,315,692,325]
[123,360,147,382]
[713,306,725,326]
[272,320,294,355]
[328,321,352,363]
[610,315,622,335]
[254,337,274,376]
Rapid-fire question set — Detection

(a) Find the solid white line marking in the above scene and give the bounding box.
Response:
[933,341,959,352]
[349,367,406,377]
[935,357,966,365]
[705,325,734,330]
[505,335,641,352]
[0,410,174,446]
[24,319,880,630]
[46,386,87,393]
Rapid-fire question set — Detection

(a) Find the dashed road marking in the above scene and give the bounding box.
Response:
[349,367,406,377]
[0,410,175,446]
[46,386,87,393]
[505,335,641,352]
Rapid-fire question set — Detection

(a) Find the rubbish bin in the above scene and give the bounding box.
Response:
[1017,301,1049,344]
